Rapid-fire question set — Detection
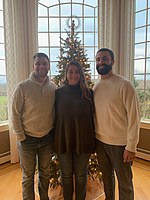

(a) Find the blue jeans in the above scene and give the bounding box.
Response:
[96,140,134,200]
[58,153,90,200]
[17,132,53,200]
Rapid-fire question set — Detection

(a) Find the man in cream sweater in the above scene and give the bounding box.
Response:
[93,48,140,200]
[12,53,55,200]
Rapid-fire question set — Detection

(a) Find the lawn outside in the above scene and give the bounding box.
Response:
[0,96,8,122]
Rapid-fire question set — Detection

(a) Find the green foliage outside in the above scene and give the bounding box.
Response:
[133,78,150,120]
[0,96,8,122]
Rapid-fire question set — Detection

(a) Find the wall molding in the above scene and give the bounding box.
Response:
[0,151,10,164]
[136,149,150,162]
[0,123,9,132]
[140,121,150,130]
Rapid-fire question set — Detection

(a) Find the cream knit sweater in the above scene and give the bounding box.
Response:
[93,73,140,152]
[12,72,56,141]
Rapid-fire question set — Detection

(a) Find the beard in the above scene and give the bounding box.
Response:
[96,63,112,75]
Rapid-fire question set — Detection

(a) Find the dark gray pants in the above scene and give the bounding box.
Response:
[18,133,53,200]
[96,139,134,200]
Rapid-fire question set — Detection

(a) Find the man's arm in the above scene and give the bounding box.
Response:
[122,82,140,153]
[12,85,26,141]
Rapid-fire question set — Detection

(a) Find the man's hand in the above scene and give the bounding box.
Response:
[123,149,135,163]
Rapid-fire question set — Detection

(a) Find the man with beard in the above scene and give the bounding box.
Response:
[12,53,55,200]
[93,48,140,200]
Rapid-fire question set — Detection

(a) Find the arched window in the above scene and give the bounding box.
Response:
[38,0,98,81]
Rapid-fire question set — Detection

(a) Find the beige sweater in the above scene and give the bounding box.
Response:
[12,72,56,141]
[93,74,140,152]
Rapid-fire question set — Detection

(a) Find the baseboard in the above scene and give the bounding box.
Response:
[136,148,150,161]
[0,152,11,164]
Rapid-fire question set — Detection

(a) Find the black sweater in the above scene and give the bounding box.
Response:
[54,84,95,154]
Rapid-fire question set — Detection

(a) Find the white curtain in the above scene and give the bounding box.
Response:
[4,0,38,163]
[99,0,134,80]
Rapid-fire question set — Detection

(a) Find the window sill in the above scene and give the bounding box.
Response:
[0,122,9,132]
[140,121,150,130]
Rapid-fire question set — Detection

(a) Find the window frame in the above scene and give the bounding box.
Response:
[0,0,8,124]
[133,0,150,122]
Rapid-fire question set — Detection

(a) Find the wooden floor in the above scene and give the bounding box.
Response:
[0,158,150,200]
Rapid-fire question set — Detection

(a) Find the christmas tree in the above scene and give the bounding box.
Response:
[50,19,102,189]
[50,153,102,189]
[53,19,93,88]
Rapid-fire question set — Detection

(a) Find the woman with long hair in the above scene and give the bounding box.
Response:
[54,60,95,200]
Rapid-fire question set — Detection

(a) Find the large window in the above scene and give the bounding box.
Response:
[134,0,150,121]
[38,0,98,81]
[0,0,7,123]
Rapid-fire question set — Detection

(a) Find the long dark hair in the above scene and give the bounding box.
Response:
[64,60,94,109]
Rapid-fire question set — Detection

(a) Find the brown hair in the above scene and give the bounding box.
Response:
[33,52,50,63]
[64,60,94,109]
